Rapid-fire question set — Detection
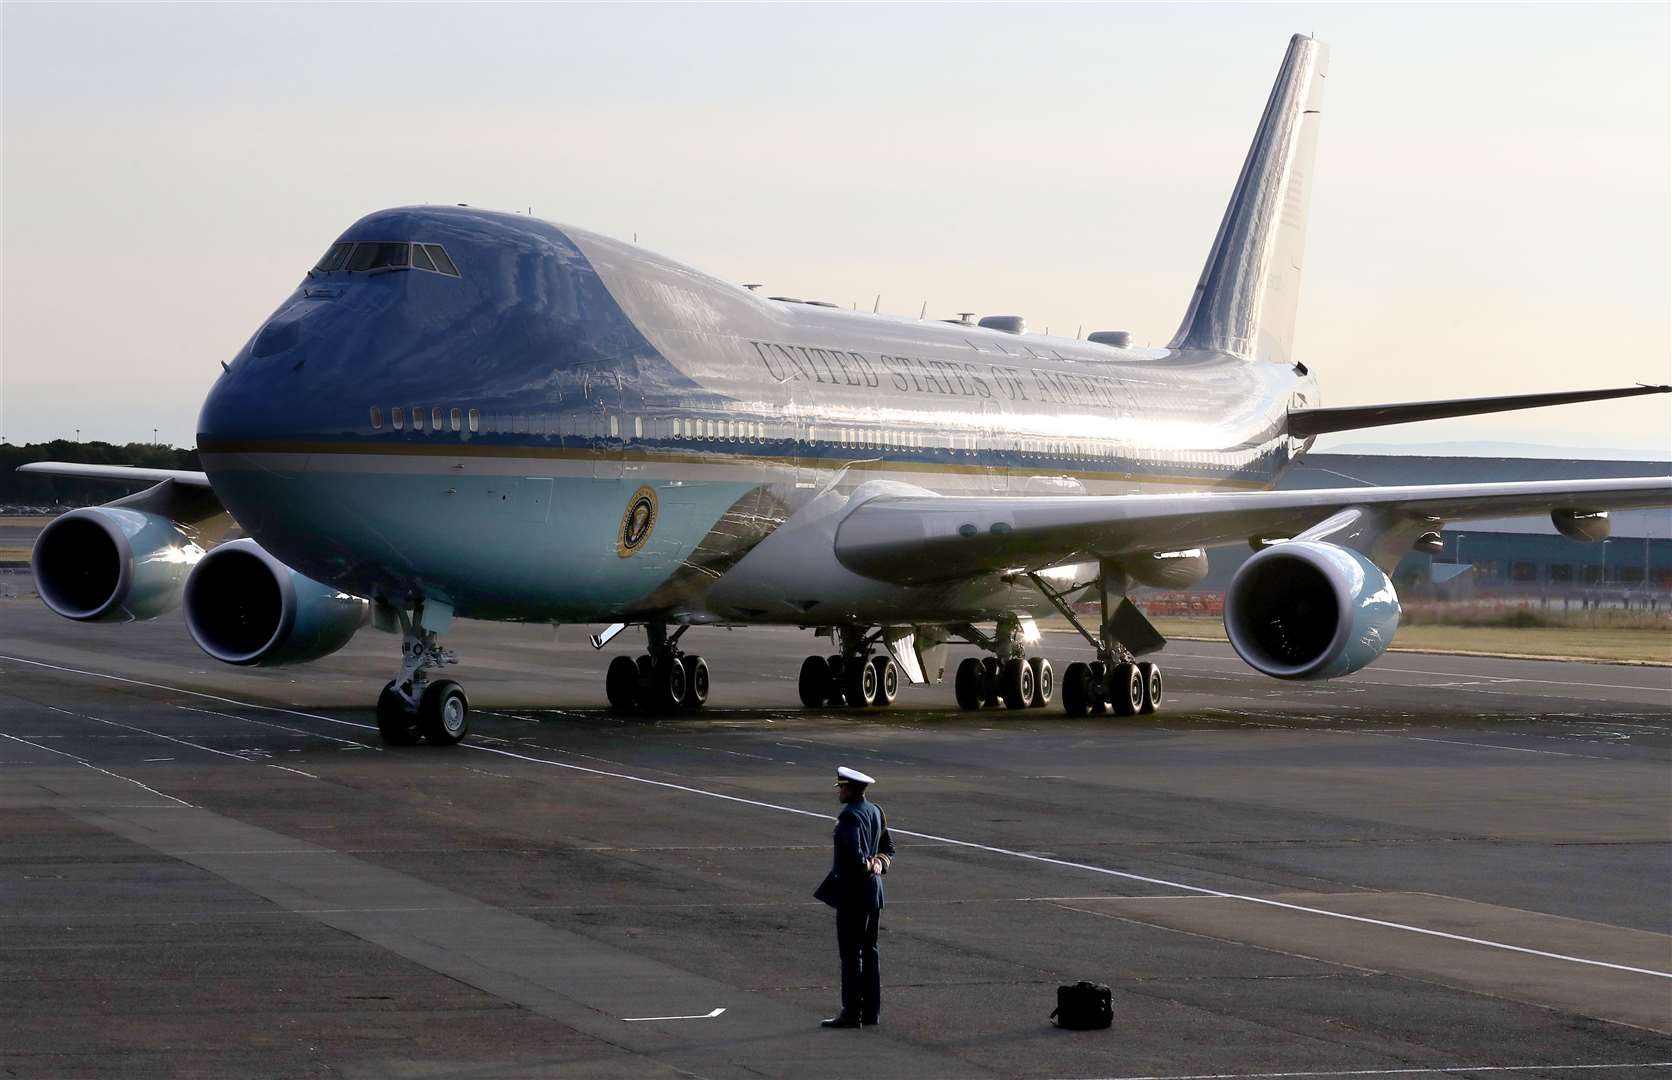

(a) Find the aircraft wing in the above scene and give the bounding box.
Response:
[834,476,1672,585]
[16,461,212,487]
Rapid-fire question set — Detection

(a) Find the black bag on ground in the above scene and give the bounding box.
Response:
[1050,981,1112,1029]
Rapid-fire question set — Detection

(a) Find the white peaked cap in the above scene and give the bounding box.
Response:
[835,766,876,786]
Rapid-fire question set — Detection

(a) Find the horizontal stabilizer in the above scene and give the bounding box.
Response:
[1287,384,1671,439]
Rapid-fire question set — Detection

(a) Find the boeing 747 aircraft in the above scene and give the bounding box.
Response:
[23,35,1671,746]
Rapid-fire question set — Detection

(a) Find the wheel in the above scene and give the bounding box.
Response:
[798,655,832,707]
[635,654,654,683]
[826,655,846,707]
[981,657,1003,707]
[953,657,984,710]
[606,655,639,712]
[646,656,686,713]
[1001,657,1034,710]
[844,655,878,707]
[870,655,899,706]
[1111,661,1144,717]
[681,655,709,708]
[1061,661,1090,717]
[417,679,469,745]
[376,681,421,745]
[1087,661,1109,716]
[1029,657,1054,708]
[1138,661,1163,715]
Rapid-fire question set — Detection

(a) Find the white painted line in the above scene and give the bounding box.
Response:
[0,730,194,808]
[1054,1064,1672,1080]
[7,653,1670,981]
[39,704,319,781]
[621,1006,725,1022]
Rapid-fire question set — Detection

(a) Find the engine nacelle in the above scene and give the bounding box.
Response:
[1126,548,1210,589]
[31,507,203,622]
[1224,541,1401,680]
[183,539,368,666]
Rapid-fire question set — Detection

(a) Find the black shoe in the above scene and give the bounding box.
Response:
[862,1016,879,1027]
[821,1012,862,1028]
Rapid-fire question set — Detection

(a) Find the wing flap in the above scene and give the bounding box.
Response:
[834,477,1671,585]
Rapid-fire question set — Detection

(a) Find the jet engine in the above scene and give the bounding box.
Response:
[31,508,203,622]
[183,539,368,666]
[1223,541,1400,680]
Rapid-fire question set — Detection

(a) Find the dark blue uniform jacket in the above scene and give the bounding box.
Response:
[816,798,896,912]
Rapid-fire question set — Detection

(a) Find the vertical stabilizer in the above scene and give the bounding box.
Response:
[1169,34,1328,364]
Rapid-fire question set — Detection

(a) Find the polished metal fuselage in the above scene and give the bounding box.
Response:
[196,206,1318,625]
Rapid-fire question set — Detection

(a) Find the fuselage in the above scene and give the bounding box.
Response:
[197,205,1319,623]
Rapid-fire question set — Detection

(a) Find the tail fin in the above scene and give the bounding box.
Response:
[1169,34,1328,364]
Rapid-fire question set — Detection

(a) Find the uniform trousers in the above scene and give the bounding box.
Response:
[836,904,881,1019]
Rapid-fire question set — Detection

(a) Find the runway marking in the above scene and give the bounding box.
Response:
[5,652,1670,982]
[621,1007,726,1021]
[37,704,321,781]
[0,730,193,808]
[1054,1064,1672,1080]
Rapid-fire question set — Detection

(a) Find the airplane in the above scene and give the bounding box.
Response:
[21,34,1671,748]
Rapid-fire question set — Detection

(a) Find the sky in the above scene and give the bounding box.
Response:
[3,2,1668,455]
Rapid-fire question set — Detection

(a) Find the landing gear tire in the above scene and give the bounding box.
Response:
[981,658,1003,707]
[1028,657,1053,708]
[870,655,899,707]
[1001,657,1035,710]
[681,655,710,709]
[418,679,469,745]
[954,657,984,710]
[845,656,879,708]
[1061,662,1091,717]
[606,656,639,712]
[799,655,832,708]
[1138,661,1163,715]
[1087,662,1110,716]
[376,681,421,745]
[1111,661,1144,717]
[648,657,687,713]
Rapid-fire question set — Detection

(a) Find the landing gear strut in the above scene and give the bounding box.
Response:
[1029,560,1164,718]
[602,623,709,714]
[797,626,901,709]
[376,604,468,745]
[950,614,1054,711]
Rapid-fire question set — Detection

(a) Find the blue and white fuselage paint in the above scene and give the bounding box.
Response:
[197,204,1313,626]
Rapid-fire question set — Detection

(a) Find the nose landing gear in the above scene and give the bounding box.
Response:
[600,622,709,714]
[376,604,468,745]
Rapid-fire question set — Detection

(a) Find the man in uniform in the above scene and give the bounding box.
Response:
[815,766,895,1028]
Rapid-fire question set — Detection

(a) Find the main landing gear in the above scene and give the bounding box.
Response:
[602,622,710,714]
[950,614,1054,711]
[376,604,470,745]
[797,626,901,709]
[1027,560,1165,718]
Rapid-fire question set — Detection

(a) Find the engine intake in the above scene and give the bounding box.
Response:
[32,508,202,622]
[183,540,367,666]
[1224,540,1401,680]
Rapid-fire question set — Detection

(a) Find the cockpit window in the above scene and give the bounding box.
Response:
[314,240,459,277]
[313,242,354,272]
[423,244,460,277]
[346,241,411,272]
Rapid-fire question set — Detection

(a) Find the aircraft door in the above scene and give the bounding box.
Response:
[982,398,1008,494]
[585,366,625,480]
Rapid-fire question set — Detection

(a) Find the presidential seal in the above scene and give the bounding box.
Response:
[617,485,659,558]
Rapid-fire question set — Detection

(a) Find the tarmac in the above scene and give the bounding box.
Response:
[2,574,1670,1079]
